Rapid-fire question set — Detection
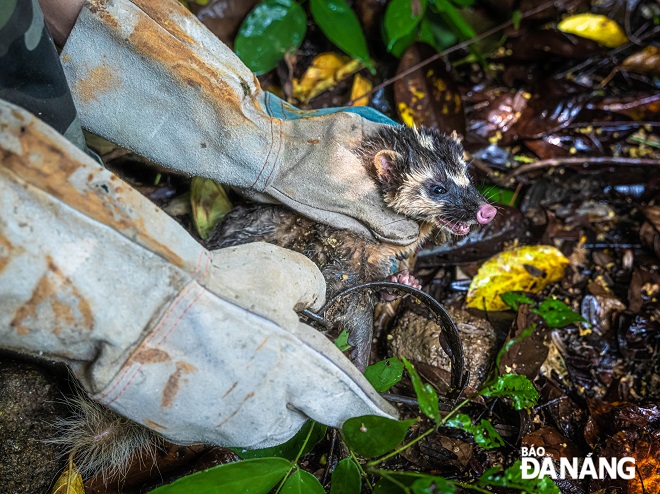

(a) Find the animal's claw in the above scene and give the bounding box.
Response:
[382,270,422,301]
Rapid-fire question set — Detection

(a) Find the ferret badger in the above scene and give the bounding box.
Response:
[208,125,497,370]
[53,125,496,481]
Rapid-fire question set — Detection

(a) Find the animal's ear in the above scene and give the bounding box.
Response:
[449,130,469,161]
[373,150,399,182]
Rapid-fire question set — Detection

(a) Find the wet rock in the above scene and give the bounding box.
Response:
[0,357,68,494]
[390,306,497,390]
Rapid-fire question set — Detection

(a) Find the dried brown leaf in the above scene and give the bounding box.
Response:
[622,46,660,76]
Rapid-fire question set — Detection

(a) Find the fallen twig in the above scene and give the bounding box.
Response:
[504,156,660,183]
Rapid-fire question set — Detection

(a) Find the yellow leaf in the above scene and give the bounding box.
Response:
[350,74,372,106]
[52,461,85,494]
[190,177,233,240]
[466,246,569,311]
[558,14,628,48]
[397,102,416,128]
[292,53,362,104]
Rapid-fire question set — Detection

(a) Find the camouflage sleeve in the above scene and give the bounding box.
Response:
[0,0,86,150]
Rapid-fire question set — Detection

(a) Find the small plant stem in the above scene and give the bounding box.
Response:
[370,469,426,478]
[273,467,293,493]
[510,182,523,206]
[366,398,472,468]
[366,426,435,467]
[454,480,493,493]
[375,470,412,493]
[440,398,470,425]
[371,470,494,493]
[630,135,660,149]
[350,451,373,491]
[274,422,317,494]
[293,422,315,465]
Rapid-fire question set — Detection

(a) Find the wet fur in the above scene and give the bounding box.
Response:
[207,126,488,369]
[207,205,396,368]
[48,390,161,483]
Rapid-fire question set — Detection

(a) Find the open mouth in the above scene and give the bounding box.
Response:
[436,217,471,235]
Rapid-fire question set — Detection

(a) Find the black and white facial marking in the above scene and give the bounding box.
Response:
[358,125,497,235]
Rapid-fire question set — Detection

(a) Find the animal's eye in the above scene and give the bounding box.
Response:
[430,184,447,196]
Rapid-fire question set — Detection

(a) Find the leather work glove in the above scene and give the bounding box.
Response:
[0,100,397,448]
[58,0,419,246]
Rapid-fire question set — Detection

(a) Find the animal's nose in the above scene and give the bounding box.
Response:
[477,204,497,224]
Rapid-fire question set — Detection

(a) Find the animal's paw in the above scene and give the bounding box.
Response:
[381,270,422,301]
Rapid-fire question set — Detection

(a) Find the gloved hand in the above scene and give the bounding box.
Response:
[0,100,397,448]
[58,0,419,245]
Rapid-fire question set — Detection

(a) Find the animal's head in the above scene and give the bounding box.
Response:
[361,126,496,235]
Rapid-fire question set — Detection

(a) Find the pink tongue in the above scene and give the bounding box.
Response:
[477,204,497,224]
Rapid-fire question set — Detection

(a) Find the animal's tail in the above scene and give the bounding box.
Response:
[47,390,161,482]
[327,292,375,371]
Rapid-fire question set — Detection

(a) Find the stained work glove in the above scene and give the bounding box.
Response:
[0,100,397,448]
[58,0,419,245]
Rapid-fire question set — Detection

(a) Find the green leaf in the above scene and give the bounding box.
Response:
[281,469,325,494]
[480,374,539,410]
[416,18,437,49]
[148,457,290,493]
[373,476,416,493]
[233,421,326,460]
[500,292,534,311]
[432,0,476,40]
[445,413,471,429]
[388,28,418,58]
[309,0,374,71]
[512,9,522,30]
[234,0,307,75]
[364,357,404,392]
[479,466,501,483]
[330,458,361,494]
[445,414,504,450]
[471,419,505,450]
[495,324,535,369]
[384,0,428,52]
[335,330,351,352]
[342,415,416,458]
[478,461,560,494]
[532,298,587,328]
[402,358,440,423]
[477,184,517,206]
[419,14,457,50]
[411,476,457,493]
